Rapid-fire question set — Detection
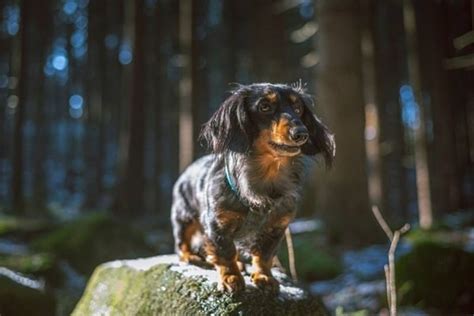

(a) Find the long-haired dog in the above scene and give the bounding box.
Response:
[171,83,335,293]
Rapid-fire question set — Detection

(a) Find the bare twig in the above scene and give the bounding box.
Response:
[384,264,391,310]
[285,227,298,282]
[399,223,411,235]
[372,205,394,240]
[388,230,400,316]
[371,205,410,316]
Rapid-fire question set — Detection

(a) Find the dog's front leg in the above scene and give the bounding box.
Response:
[204,209,245,293]
[205,232,244,292]
[250,214,293,293]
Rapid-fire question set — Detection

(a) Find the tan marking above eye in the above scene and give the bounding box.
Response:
[265,92,278,103]
[289,94,298,102]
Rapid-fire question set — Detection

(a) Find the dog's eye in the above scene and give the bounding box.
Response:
[293,104,303,116]
[258,102,273,113]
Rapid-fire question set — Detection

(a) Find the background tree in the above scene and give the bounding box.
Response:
[314,0,377,244]
[11,0,32,215]
[115,0,146,216]
[373,0,409,224]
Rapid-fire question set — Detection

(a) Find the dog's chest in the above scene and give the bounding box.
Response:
[234,212,267,251]
[233,198,289,243]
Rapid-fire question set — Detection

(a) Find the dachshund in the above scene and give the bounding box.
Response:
[171,83,335,293]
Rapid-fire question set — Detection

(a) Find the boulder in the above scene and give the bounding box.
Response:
[73,255,327,315]
[396,241,474,313]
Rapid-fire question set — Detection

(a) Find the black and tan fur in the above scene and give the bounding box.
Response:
[171,83,335,293]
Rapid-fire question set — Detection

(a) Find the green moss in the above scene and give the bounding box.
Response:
[32,213,154,275]
[0,253,55,275]
[404,228,447,246]
[0,275,56,316]
[396,241,474,312]
[335,306,370,316]
[0,216,54,239]
[73,260,327,316]
[278,232,342,281]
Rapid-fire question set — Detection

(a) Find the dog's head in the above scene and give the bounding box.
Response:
[200,83,335,166]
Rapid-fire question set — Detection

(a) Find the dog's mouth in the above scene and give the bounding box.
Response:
[268,141,301,156]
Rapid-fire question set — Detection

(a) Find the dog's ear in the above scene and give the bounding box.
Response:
[300,95,336,167]
[200,89,253,153]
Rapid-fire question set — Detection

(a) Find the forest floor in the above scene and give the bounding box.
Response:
[0,211,473,315]
[310,211,474,314]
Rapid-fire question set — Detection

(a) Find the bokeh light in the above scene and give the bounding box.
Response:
[119,44,133,65]
[63,1,78,16]
[105,34,119,50]
[69,94,84,110]
[52,55,68,71]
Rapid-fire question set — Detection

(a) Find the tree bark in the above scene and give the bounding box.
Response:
[31,0,51,211]
[11,0,32,214]
[413,0,460,216]
[115,0,145,215]
[403,0,433,229]
[315,0,377,244]
[178,0,193,171]
[373,0,409,224]
[85,0,107,208]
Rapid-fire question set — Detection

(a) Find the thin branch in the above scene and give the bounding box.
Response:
[371,205,410,316]
[285,227,298,282]
[384,264,391,310]
[399,223,411,235]
[371,205,393,240]
[388,230,401,316]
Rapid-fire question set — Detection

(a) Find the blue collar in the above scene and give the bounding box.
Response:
[224,160,239,194]
[224,158,253,210]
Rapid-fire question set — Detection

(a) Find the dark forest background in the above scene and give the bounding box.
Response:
[0,0,473,315]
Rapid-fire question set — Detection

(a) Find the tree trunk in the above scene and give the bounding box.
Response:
[32,0,51,211]
[85,0,106,208]
[115,0,145,215]
[414,0,460,216]
[178,0,193,171]
[315,0,377,245]
[11,0,32,214]
[373,0,409,224]
[403,0,433,229]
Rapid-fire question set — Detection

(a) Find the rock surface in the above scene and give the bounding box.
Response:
[73,254,327,315]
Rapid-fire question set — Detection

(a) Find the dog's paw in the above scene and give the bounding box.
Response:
[179,252,204,265]
[251,272,279,293]
[218,273,245,293]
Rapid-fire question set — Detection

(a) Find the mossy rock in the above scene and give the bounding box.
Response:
[406,225,474,249]
[278,232,342,281]
[32,213,154,275]
[0,274,56,316]
[396,241,474,312]
[404,228,445,245]
[0,216,55,240]
[73,255,327,316]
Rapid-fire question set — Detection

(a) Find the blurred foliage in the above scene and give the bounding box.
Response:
[396,241,474,312]
[0,253,55,275]
[0,216,55,240]
[334,306,369,316]
[32,212,155,275]
[278,232,342,281]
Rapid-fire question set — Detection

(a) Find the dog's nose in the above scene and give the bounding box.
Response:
[289,127,309,144]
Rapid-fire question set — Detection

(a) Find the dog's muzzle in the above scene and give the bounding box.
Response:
[289,126,309,145]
